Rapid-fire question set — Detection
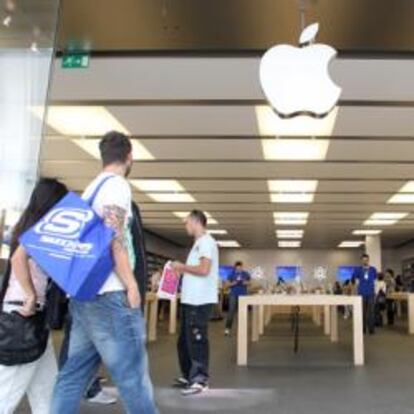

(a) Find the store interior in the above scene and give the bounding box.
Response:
[3,1,414,413]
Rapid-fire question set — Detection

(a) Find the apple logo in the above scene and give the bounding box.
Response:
[259,23,341,119]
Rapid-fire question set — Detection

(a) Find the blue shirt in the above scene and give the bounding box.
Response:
[353,266,377,297]
[228,270,250,297]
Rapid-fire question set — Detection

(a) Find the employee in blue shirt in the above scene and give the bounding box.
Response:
[224,261,251,336]
[352,253,377,335]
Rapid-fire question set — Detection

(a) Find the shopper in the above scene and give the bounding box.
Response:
[0,178,68,414]
[51,131,158,414]
[374,273,387,327]
[352,253,377,335]
[384,268,396,325]
[171,210,219,396]
[224,261,251,336]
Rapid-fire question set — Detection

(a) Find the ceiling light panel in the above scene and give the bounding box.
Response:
[262,139,330,160]
[276,230,304,239]
[207,229,228,235]
[274,212,309,225]
[270,193,315,203]
[338,241,364,248]
[34,106,129,136]
[352,230,382,236]
[268,180,318,193]
[363,212,408,226]
[217,240,241,248]
[131,180,183,192]
[388,194,414,204]
[278,241,301,248]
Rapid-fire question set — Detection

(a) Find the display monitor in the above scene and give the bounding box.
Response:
[275,266,301,283]
[219,265,234,281]
[337,266,358,283]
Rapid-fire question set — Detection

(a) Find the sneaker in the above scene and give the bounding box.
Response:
[173,377,190,388]
[224,329,230,336]
[181,382,209,396]
[86,389,117,405]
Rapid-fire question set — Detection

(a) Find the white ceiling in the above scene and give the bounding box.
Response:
[42,56,414,248]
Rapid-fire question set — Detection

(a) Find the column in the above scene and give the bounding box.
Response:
[365,235,382,271]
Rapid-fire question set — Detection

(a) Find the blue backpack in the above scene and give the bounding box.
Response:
[20,176,115,301]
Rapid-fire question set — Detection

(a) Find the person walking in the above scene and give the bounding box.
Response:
[171,210,219,396]
[51,131,158,414]
[353,254,377,335]
[0,178,68,414]
[224,261,251,336]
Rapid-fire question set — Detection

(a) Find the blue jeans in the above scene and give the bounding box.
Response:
[51,291,158,414]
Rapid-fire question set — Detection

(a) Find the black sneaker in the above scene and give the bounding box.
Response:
[181,382,209,396]
[173,377,189,388]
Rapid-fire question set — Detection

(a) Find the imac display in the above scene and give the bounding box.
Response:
[275,266,301,283]
[219,265,234,281]
[337,266,358,283]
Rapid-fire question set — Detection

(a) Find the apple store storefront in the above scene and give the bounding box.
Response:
[3,1,414,414]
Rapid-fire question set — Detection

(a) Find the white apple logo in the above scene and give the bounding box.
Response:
[260,23,341,118]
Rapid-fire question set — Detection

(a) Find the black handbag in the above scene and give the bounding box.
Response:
[0,259,49,366]
[0,309,49,365]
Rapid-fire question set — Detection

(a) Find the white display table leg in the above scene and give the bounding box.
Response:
[353,298,364,366]
[237,302,248,366]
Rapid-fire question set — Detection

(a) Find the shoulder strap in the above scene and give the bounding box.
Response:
[86,175,116,206]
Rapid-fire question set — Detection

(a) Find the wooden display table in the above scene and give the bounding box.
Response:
[237,294,364,366]
[144,292,159,342]
[388,292,414,334]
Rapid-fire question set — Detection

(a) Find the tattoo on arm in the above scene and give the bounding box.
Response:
[103,205,128,250]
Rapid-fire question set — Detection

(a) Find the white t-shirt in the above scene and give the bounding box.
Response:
[181,233,219,306]
[82,172,133,294]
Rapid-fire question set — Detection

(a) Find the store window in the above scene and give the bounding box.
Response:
[0,0,60,261]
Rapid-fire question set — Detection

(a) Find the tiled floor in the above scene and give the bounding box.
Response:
[17,313,414,413]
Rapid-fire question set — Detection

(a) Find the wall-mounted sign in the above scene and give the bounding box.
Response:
[62,53,90,69]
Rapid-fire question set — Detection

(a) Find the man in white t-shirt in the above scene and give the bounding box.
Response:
[51,131,158,414]
[171,210,219,396]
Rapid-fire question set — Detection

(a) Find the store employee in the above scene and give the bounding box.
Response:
[353,253,377,335]
[171,210,219,396]
[225,261,250,336]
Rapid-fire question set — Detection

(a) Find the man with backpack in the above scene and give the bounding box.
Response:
[51,131,158,413]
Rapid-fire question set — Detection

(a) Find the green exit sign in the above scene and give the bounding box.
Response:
[61,53,89,69]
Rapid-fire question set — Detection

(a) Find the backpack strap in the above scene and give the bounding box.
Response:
[85,175,116,206]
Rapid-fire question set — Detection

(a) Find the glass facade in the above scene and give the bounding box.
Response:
[0,0,60,258]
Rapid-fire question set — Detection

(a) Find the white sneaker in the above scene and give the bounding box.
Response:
[181,382,209,396]
[86,389,117,405]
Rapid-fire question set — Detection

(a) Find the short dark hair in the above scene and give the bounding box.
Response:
[188,210,207,227]
[99,131,132,166]
[235,261,243,267]
[361,253,369,259]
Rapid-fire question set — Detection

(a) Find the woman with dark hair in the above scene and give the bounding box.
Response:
[0,178,68,414]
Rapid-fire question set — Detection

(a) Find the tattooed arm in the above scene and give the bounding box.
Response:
[103,204,140,308]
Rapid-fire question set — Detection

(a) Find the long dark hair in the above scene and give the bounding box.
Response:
[10,178,68,255]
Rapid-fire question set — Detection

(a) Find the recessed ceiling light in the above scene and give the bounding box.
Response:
[274,212,309,225]
[74,139,154,160]
[131,180,183,192]
[207,229,228,235]
[352,229,382,236]
[387,194,414,204]
[33,106,130,136]
[146,193,195,203]
[276,230,304,239]
[174,211,218,225]
[278,241,301,248]
[255,105,338,136]
[338,241,365,248]
[268,180,318,193]
[270,193,315,203]
[262,139,330,160]
[396,181,414,193]
[217,240,241,248]
[363,212,408,226]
